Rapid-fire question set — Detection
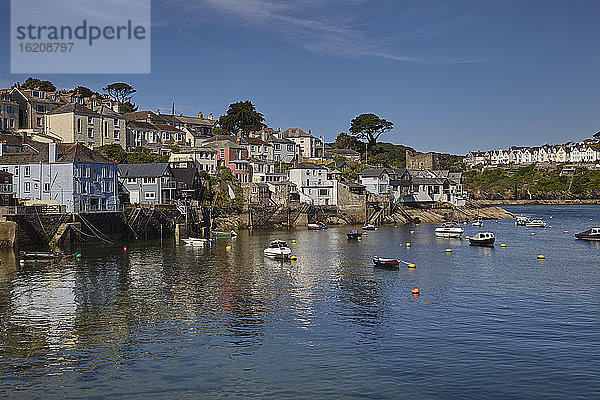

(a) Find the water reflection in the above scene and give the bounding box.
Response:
[0,205,599,398]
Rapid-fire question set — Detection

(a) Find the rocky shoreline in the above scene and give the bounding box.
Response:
[473,199,600,206]
[213,205,515,231]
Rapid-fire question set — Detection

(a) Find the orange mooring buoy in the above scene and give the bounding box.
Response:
[123,247,127,252]
[412,287,420,295]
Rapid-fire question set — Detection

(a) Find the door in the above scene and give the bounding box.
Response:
[129,189,139,204]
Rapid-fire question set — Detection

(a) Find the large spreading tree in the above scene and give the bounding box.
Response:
[103,82,136,103]
[20,77,56,92]
[349,113,394,148]
[218,100,264,136]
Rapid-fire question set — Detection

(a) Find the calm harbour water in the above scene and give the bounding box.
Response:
[0,205,599,399]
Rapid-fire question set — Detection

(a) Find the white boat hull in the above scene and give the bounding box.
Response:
[263,248,292,259]
[435,230,463,238]
[182,238,212,246]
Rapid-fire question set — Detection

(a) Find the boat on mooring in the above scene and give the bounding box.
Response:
[307,222,328,230]
[526,219,547,228]
[575,227,600,241]
[472,218,484,227]
[347,229,363,240]
[19,251,64,262]
[515,215,530,226]
[469,231,496,246]
[434,222,465,238]
[211,230,238,237]
[362,224,376,231]
[181,237,213,246]
[263,240,292,260]
[372,256,400,268]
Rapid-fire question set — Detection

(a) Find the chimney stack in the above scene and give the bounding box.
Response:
[198,112,203,119]
[209,113,213,120]
[48,142,57,163]
[86,98,93,110]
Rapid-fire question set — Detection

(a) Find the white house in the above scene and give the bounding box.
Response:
[288,163,337,205]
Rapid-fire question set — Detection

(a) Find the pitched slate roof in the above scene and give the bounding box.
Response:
[128,120,159,130]
[94,105,124,118]
[118,163,171,178]
[0,140,114,164]
[158,113,217,127]
[170,167,197,186]
[48,103,100,116]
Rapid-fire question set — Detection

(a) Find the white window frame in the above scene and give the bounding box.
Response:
[144,191,156,199]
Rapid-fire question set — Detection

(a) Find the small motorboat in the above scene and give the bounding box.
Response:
[19,251,64,262]
[515,215,530,226]
[362,224,376,231]
[211,230,238,237]
[434,222,465,238]
[472,218,484,227]
[181,237,213,246]
[469,231,496,246]
[372,256,400,268]
[347,230,363,240]
[526,219,547,228]
[263,240,292,259]
[575,227,600,241]
[307,222,327,230]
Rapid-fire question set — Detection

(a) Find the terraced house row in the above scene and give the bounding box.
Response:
[465,132,600,167]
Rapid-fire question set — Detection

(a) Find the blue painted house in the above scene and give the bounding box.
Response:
[0,138,118,212]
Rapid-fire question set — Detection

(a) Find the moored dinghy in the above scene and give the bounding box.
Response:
[469,231,496,246]
[362,224,376,231]
[307,222,328,230]
[372,256,400,268]
[575,227,600,241]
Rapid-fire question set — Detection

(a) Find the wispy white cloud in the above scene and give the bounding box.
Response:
[162,0,490,65]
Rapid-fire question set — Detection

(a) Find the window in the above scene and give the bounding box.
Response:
[6,105,15,114]
[126,177,137,184]
[14,166,18,176]
[80,182,87,193]
[36,117,42,127]
[9,119,14,128]
[88,116,93,124]
[144,191,156,199]
[43,183,50,192]
[88,128,93,138]
[113,130,119,139]
[77,119,82,133]
[24,182,31,192]
[24,166,30,177]
[103,181,112,192]
[35,104,46,113]
[143,177,156,184]
[104,122,109,138]
[114,118,120,127]
[287,144,294,151]
[274,144,281,150]
[319,189,328,196]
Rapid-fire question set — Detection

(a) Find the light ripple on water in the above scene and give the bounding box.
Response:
[0,205,599,399]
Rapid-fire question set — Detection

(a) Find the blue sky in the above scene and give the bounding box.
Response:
[1,0,598,154]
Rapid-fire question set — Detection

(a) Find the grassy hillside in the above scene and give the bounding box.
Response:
[465,165,600,199]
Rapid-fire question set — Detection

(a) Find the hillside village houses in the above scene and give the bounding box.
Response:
[465,133,600,167]
[0,81,478,213]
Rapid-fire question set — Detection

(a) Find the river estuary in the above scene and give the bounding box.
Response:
[0,205,599,399]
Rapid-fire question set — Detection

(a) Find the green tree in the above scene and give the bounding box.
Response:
[103,82,136,103]
[218,100,264,136]
[349,113,394,148]
[20,77,56,92]
[119,101,138,113]
[73,86,100,97]
[332,132,365,153]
